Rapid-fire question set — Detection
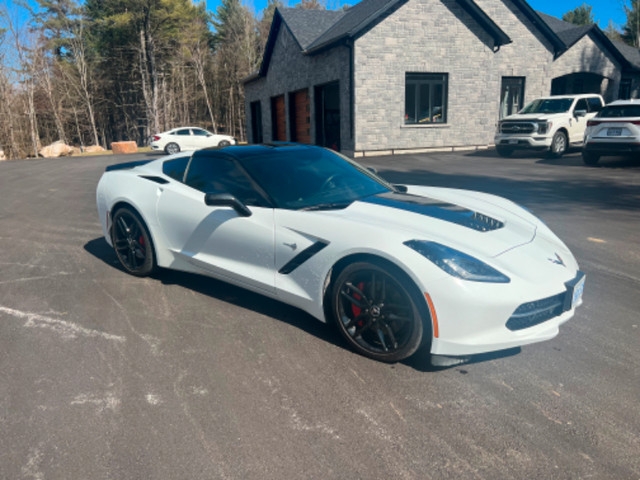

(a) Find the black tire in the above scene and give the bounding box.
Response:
[111,207,156,277]
[496,146,514,157]
[331,262,425,362]
[582,151,600,166]
[548,131,567,158]
[218,140,231,147]
[165,142,180,155]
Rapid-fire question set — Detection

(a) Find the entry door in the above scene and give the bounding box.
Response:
[500,77,525,119]
[250,101,263,144]
[315,82,341,150]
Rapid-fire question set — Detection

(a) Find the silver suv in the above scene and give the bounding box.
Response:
[495,94,604,158]
[583,100,640,165]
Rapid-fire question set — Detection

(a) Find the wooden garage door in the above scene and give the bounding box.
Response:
[290,89,311,144]
[271,95,286,141]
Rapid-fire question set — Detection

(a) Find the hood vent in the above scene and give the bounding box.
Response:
[361,193,504,232]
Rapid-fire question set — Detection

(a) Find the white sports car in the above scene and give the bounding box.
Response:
[150,126,236,155]
[96,144,585,363]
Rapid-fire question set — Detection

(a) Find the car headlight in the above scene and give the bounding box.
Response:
[404,240,510,283]
[536,121,551,134]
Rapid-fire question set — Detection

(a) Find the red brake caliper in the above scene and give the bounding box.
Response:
[351,282,365,326]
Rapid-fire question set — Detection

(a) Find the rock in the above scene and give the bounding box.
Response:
[84,145,105,153]
[39,141,74,158]
[0,150,6,161]
[111,141,138,154]
[70,146,82,155]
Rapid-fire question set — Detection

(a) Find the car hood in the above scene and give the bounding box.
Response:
[501,112,566,122]
[320,186,538,258]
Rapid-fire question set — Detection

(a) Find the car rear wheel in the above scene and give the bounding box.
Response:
[331,262,424,362]
[111,207,156,277]
[582,151,600,166]
[165,142,180,155]
[218,140,231,147]
[548,131,567,158]
[496,146,514,157]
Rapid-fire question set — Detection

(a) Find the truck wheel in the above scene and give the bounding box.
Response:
[548,131,567,158]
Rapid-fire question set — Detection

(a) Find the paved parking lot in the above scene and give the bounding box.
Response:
[1,149,639,479]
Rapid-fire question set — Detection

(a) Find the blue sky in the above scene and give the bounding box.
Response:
[217,0,630,28]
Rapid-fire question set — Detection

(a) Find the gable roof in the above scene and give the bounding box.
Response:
[249,0,611,83]
[537,12,640,71]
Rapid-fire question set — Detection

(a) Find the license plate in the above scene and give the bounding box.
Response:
[564,272,586,311]
[508,139,518,144]
[607,128,622,136]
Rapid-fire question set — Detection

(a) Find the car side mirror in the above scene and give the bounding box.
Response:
[204,192,252,217]
[574,109,587,118]
[206,134,212,137]
[366,166,378,174]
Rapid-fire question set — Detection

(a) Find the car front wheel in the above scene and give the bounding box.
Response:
[165,142,180,155]
[331,262,425,362]
[218,140,231,147]
[548,131,567,158]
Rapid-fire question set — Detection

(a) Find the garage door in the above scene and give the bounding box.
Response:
[271,95,286,141]
[290,89,311,144]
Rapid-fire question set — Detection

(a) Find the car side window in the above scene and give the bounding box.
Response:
[192,129,209,136]
[163,156,190,182]
[574,99,588,113]
[587,97,603,112]
[184,153,268,206]
[176,129,191,136]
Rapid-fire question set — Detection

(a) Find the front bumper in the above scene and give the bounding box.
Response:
[495,135,552,150]
[420,238,582,357]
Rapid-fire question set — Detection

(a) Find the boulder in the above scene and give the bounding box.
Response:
[0,150,5,161]
[111,141,138,154]
[39,141,74,158]
[84,145,105,153]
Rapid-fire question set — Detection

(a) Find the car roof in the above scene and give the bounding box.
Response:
[606,99,640,106]
[534,94,601,100]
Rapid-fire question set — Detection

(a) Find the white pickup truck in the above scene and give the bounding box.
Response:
[495,94,604,158]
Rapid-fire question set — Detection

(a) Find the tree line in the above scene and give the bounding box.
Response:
[0,0,639,160]
[0,0,291,159]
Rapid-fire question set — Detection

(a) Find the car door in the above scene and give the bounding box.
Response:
[155,150,276,295]
[190,128,214,149]
[569,98,589,144]
[173,128,194,150]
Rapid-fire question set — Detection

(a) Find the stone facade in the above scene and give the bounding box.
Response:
[354,0,556,153]
[550,33,621,102]
[244,26,354,152]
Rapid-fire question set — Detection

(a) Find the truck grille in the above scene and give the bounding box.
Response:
[500,122,536,134]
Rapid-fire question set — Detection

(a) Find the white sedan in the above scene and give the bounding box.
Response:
[96,144,584,364]
[150,127,236,154]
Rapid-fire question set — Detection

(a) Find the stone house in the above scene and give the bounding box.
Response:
[243,0,640,156]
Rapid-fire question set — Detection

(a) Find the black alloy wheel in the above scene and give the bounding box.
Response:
[111,207,156,276]
[218,140,231,147]
[332,262,424,362]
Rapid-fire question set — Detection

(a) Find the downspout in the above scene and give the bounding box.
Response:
[348,39,355,144]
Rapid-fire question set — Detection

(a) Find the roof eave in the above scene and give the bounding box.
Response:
[457,0,512,48]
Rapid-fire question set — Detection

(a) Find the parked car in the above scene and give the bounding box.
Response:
[97,144,584,364]
[495,94,604,158]
[150,127,236,154]
[582,100,640,165]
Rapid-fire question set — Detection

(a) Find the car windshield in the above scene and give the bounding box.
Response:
[520,98,573,114]
[598,105,640,118]
[239,148,393,210]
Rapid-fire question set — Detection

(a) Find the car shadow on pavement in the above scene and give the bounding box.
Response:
[84,237,511,372]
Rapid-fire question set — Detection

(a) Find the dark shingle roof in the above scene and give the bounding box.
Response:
[537,11,640,70]
[278,8,346,50]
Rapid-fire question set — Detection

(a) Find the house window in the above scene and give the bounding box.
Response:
[405,73,448,124]
[500,77,525,119]
[619,78,632,100]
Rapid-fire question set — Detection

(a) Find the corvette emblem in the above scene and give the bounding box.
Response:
[548,253,566,267]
